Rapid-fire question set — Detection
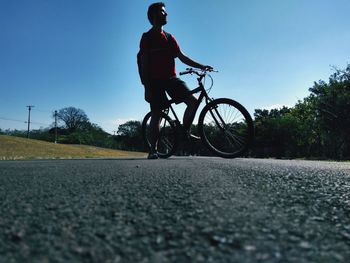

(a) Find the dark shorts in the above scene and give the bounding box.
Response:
[145,77,191,111]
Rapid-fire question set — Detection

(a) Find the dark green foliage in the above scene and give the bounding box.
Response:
[113,121,146,151]
[3,128,54,142]
[49,107,118,149]
[252,64,350,160]
[308,65,350,159]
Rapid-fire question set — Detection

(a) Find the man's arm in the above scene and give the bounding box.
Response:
[177,50,213,71]
[140,53,150,87]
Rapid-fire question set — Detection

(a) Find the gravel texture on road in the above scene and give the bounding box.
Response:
[0,158,350,262]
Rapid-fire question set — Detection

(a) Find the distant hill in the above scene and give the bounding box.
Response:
[0,135,146,160]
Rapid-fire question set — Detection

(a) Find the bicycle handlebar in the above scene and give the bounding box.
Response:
[179,68,218,76]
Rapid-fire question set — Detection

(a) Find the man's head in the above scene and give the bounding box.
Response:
[148,2,167,26]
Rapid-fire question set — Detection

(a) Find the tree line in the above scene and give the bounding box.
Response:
[252,65,350,160]
[1,64,349,160]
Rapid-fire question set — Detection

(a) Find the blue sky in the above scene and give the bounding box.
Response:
[1,0,349,134]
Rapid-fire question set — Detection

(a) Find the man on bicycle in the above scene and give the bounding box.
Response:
[139,2,213,159]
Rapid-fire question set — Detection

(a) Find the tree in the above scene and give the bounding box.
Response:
[117,121,142,137]
[253,107,298,158]
[287,95,331,158]
[54,107,90,132]
[308,64,350,159]
[115,121,145,151]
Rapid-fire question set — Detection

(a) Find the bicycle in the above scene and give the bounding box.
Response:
[141,68,254,158]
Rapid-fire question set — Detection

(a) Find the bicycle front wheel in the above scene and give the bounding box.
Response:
[198,98,254,158]
[142,112,178,158]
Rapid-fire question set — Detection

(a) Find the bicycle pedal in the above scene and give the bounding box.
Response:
[189,134,201,141]
[182,132,201,141]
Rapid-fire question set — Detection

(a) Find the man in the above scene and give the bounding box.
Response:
[139,2,213,159]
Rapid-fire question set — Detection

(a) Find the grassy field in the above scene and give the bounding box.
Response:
[0,135,147,160]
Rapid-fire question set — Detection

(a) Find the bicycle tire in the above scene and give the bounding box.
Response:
[141,111,178,158]
[198,98,254,158]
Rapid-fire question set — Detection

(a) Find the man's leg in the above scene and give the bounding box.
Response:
[166,78,198,132]
[183,95,198,132]
[149,109,162,156]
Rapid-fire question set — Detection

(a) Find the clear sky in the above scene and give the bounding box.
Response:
[1,0,349,134]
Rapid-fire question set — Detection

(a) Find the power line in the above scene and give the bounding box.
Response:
[34,108,54,114]
[0,116,51,127]
[0,117,26,123]
[0,106,54,131]
[31,122,52,126]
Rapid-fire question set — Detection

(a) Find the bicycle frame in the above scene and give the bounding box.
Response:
[163,69,213,128]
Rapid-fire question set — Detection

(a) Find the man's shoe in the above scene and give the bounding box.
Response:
[147,152,159,159]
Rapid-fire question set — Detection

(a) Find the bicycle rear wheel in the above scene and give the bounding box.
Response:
[198,98,254,158]
[141,112,178,158]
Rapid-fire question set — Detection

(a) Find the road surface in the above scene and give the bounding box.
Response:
[0,158,349,262]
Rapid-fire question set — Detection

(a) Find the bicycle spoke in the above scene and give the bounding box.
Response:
[159,137,172,153]
[199,99,253,158]
[224,128,246,147]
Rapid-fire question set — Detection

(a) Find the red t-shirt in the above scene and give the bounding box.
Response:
[139,30,180,80]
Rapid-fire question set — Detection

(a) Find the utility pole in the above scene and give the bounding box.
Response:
[54,110,58,143]
[26,105,34,138]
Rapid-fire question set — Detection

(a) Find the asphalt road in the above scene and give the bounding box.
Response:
[0,158,350,262]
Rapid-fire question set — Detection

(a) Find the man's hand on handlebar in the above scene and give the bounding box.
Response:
[179,67,217,76]
[200,65,214,71]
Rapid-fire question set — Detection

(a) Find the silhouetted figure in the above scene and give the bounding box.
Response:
[139,2,213,159]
